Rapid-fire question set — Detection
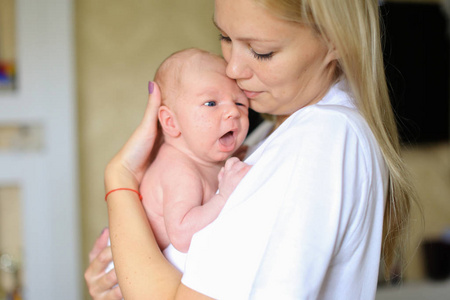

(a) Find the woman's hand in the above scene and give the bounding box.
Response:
[104,81,162,191]
[84,228,123,300]
[85,82,162,298]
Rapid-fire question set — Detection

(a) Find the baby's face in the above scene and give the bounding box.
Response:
[174,60,249,162]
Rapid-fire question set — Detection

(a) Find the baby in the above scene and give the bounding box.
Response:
[108,48,251,273]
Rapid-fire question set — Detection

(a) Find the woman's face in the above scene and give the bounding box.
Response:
[214,0,337,116]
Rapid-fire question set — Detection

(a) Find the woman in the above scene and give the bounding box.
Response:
[85,0,415,298]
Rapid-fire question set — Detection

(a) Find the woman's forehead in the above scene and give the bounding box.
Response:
[213,0,299,41]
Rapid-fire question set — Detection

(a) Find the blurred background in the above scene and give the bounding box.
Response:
[0,0,448,299]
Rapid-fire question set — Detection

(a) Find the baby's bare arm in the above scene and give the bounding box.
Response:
[162,165,224,253]
[163,158,251,253]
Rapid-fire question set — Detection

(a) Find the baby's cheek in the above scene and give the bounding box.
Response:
[193,117,214,134]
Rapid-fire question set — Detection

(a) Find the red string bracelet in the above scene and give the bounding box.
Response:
[105,188,143,202]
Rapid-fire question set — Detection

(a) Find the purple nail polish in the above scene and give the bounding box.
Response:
[99,227,107,237]
[148,81,154,94]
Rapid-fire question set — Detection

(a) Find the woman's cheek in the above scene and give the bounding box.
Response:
[221,43,232,63]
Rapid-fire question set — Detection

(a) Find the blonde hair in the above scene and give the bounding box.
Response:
[256,0,418,279]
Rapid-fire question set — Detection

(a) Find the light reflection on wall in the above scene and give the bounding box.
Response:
[0,124,43,152]
[0,185,22,299]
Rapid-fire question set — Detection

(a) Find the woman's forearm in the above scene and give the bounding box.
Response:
[107,186,182,299]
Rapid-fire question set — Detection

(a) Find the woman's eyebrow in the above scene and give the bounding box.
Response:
[212,18,275,43]
[212,17,221,31]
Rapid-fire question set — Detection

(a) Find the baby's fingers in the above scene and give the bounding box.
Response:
[224,157,240,172]
[232,163,251,181]
[223,157,252,178]
[238,164,252,177]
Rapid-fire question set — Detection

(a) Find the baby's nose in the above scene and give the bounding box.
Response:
[224,104,240,119]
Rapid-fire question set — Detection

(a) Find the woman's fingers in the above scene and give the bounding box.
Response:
[110,284,123,299]
[89,228,110,263]
[105,82,162,189]
[110,82,162,183]
[100,269,122,299]
[85,229,118,299]
[85,246,113,285]
[85,246,119,299]
[140,81,162,135]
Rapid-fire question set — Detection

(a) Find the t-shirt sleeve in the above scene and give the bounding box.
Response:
[182,107,384,299]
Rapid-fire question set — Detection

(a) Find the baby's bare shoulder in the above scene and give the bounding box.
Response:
[153,145,203,184]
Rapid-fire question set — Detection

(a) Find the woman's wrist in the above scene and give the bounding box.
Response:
[104,161,140,192]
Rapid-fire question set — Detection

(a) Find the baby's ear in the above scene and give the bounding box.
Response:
[158,106,180,137]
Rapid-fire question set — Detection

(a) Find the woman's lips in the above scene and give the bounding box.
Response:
[242,89,262,99]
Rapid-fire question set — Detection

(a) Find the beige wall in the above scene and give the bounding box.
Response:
[76,1,220,297]
[0,0,15,61]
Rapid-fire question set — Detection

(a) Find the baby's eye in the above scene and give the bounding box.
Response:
[236,98,249,108]
[204,101,217,107]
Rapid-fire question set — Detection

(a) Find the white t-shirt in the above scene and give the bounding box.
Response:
[180,82,388,299]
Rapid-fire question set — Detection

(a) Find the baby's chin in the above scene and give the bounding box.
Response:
[214,152,235,164]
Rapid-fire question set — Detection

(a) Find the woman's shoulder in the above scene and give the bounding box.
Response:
[312,104,369,134]
[279,103,373,146]
[264,102,384,175]
[286,81,371,138]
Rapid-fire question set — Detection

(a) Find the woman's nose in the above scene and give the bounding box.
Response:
[225,49,252,80]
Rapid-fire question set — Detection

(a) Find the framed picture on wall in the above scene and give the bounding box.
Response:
[0,0,16,91]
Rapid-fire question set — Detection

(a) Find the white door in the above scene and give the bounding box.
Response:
[0,0,80,299]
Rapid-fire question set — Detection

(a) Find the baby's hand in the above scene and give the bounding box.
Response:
[217,157,252,199]
[232,144,249,161]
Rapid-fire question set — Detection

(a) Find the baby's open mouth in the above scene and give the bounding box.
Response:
[219,130,235,148]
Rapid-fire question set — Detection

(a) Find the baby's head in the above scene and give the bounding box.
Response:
[155,48,226,107]
[155,48,249,162]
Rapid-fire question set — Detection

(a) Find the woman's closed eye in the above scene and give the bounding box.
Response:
[219,33,274,61]
[250,48,274,61]
[218,33,231,43]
